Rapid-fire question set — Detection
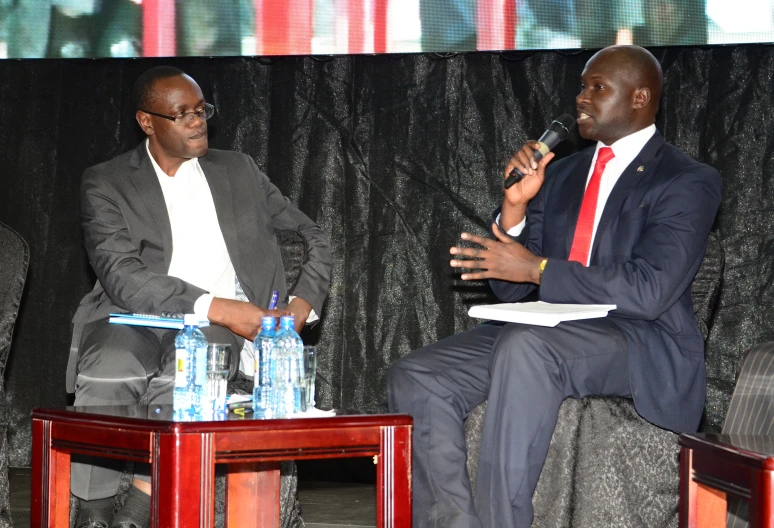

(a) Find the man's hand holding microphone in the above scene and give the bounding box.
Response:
[450,114,576,284]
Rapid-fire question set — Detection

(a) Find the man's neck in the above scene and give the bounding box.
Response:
[147,141,188,177]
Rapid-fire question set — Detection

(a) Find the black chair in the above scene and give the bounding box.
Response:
[464,231,724,528]
[0,221,30,528]
[719,339,774,528]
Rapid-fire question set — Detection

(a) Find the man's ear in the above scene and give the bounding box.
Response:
[136,111,154,136]
[633,87,651,110]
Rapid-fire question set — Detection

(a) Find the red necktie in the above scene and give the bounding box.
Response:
[568,147,615,266]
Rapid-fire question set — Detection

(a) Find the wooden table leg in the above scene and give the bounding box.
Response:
[750,468,774,528]
[153,431,214,527]
[696,484,727,528]
[680,446,729,528]
[378,424,412,528]
[680,447,693,528]
[31,418,71,528]
[225,462,280,527]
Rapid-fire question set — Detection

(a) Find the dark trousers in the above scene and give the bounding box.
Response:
[387,319,631,528]
[70,319,242,500]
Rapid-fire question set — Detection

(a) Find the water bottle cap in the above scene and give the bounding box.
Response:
[261,316,276,328]
[183,313,199,326]
[280,315,295,327]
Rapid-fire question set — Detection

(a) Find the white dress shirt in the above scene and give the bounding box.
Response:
[147,141,236,314]
[504,124,656,266]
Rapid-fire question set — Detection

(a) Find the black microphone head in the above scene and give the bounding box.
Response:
[550,114,576,137]
[536,113,577,154]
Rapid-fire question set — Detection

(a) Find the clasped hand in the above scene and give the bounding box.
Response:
[209,298,299,340]
[450,223,543,284]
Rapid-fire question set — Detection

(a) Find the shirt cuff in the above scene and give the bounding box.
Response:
[495,213,526,237]
[289,295,319,323]
[194,294,215,320]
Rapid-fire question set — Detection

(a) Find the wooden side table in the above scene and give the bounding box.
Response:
[31,406,412,527]
[679,433,774,528]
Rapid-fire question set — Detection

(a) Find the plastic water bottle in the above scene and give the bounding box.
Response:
[273,344,293,418]
[274,315,305,415]
[253,316,277,418]
[173,314,208,420]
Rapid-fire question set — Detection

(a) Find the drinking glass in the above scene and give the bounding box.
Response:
[206,343,231,416]
[303,346,317,410]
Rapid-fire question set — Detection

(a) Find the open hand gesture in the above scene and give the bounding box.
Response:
[450,223,544,284]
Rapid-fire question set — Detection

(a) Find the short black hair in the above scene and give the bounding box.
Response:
[132,66,185,111]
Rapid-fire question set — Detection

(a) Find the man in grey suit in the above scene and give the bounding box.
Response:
[68,66,332,527]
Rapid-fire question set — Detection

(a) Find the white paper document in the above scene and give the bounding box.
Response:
[292,407,337,418]
[468,301,617,327]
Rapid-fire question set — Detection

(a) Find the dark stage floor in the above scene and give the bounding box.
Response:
[9,466,377,528]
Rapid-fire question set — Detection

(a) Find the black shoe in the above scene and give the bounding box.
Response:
[76,496,114,528]
[110,486,150,528]
[78,522,110,528]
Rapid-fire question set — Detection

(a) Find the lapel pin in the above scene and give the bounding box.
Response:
[637,165,645,172]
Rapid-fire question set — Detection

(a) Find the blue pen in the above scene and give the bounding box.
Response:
[269,290,279,310]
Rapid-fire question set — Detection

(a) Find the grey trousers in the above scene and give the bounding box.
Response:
[70,319,242,501]
[387,319,630,528]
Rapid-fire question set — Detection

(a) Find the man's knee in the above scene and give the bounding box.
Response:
[78,323,160,377]
[491,325,552,368]
[74,323,162,401]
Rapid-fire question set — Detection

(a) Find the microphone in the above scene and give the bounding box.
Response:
[504,114,576,189]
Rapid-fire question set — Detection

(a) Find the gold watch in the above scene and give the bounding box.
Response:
[538,258,548,281]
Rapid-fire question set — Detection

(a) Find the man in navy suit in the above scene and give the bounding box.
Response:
[388,45,722,528]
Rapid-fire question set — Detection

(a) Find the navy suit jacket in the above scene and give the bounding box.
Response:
[491,132,722,432]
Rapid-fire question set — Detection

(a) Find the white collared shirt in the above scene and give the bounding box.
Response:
[505,124,657,266]
[146,141,236,313]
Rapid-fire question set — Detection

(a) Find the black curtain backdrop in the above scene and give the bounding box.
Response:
[0,45,771,466]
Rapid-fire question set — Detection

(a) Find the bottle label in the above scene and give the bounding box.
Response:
[175,347,187,388]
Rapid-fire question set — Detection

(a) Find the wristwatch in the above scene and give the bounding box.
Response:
[538,258,548,281]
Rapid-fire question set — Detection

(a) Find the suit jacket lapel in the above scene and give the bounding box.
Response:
[564,148,595,257]
[199,156,248,297]
[589,132,665,261]
[128,143,174,270]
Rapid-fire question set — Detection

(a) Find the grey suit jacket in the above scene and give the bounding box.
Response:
[67,142,333,391]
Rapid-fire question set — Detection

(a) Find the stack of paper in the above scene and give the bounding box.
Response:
[468,301,616,327]
[108,313,210,330]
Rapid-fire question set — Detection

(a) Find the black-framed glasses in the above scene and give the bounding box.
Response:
[140,103,215,126]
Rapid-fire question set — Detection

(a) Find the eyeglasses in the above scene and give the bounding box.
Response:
[140,103,215,126]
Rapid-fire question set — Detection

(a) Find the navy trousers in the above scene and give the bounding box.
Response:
[388,318,631,528]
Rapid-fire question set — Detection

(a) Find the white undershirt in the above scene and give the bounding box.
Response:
[505,124,656,266]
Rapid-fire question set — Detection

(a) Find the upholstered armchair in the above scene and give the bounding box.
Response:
[464,231,724,528]
[0,221,30,528]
